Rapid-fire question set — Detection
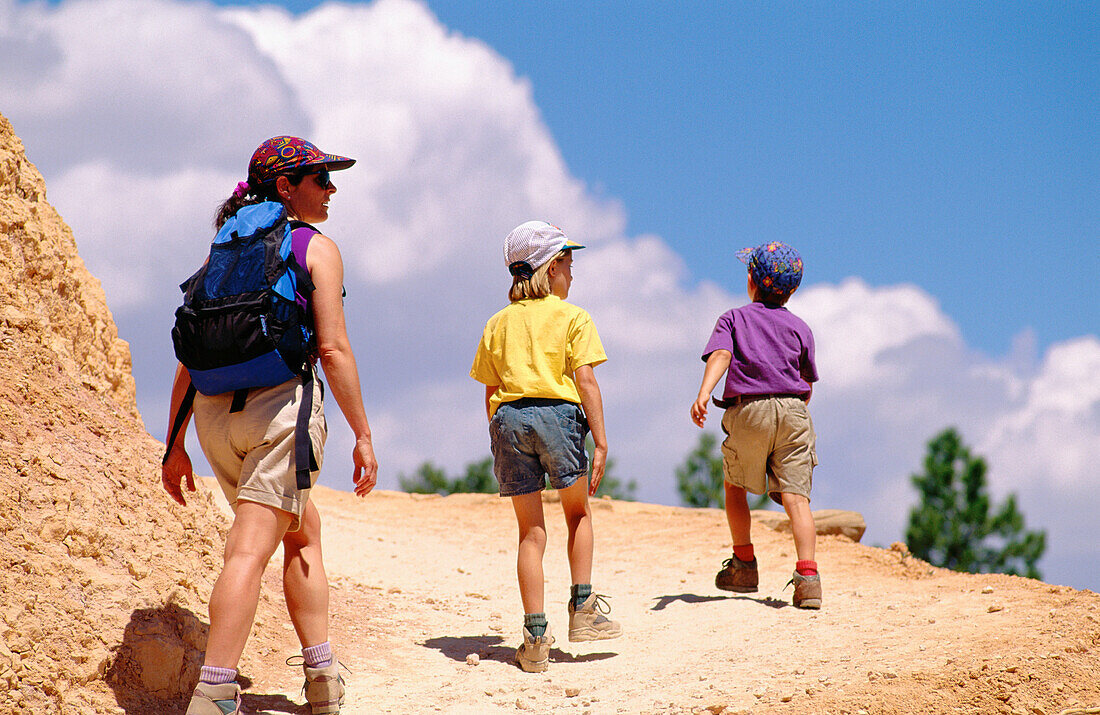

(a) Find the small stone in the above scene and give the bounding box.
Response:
[981,586,994,594]
[780,693,794,703]
[883,670,898,679]
[465,654,479,666]
[705,705,726,715]
[515,699,529,710]
[565,687,581,697]
[988,604,1004,613]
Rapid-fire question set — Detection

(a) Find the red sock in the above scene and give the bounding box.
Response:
[733,544,755,562]
[796,559,818,576]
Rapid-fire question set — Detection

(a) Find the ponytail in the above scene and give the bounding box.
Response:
[213,174,306,229]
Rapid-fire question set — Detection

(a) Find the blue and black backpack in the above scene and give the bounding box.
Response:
[164,201,320,489]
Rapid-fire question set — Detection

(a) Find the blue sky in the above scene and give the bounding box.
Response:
[213,0,1099,357]
[6,0,1097,589]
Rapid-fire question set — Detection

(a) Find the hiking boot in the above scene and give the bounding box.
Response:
[186,682,241,715]
[568,593,623,642]
[715,554,759,592]
[788,571,822,609]
[303,661,346,714]
[515,623,554,673]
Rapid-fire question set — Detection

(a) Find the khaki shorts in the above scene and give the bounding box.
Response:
[193,376,326,532]
[720,396,817,505]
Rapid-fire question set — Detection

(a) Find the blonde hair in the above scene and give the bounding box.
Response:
[508,249,569,302]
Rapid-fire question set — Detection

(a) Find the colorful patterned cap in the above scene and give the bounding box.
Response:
[736,242,804,297]
[248,136,355,185]
[504,220,585,278]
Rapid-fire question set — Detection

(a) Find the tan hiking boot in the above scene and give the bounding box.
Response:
[515,623,554,672]
[186,682,241,715]
[715,554,759,592]
[789,571,822,609]
[568,593,623,642]
[303,661,346,714]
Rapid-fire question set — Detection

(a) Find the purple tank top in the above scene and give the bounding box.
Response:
[290,225,317,310]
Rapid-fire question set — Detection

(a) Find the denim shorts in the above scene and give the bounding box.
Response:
[489,398,590,497]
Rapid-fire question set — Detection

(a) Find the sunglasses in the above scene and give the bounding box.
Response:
[294,167,332,190]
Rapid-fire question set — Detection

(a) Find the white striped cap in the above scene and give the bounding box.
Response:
[504,220,585,278]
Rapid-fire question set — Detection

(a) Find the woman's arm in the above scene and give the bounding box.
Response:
[574,363,606,496]
[162,363,196,505]
[307,233,378,497]
[691,349,732,427]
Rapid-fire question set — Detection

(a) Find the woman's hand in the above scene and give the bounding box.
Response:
[162,446,196,506]
[352,437,378,497]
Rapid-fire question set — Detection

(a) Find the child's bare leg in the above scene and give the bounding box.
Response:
[558,477,593,585]
[781,492,816,562]
[724,482,752,546]
[511,491,547,614]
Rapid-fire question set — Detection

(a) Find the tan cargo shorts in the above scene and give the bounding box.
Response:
[720,396,817,505]
[193,376,326,532]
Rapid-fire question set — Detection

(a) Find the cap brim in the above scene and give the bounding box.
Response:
[735,247,754,264]
[564,239,585,251]
[318,154,356,171]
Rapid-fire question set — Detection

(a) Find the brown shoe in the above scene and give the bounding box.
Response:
[568,594,623,642]
[715,554,759,592]
[186,682,240,715]
[302,660,346,714]
[515,623,554,673]
[789,571,822,609]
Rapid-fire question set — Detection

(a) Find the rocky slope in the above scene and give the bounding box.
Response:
[0,112,290,714]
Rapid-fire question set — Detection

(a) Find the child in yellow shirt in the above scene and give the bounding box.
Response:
[470,221,623,672]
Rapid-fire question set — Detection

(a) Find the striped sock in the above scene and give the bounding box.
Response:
[199,665,237,685]
[302,641,333,668]
[523,612,548,638]
[796,559,818,576]
[570,583,592,609]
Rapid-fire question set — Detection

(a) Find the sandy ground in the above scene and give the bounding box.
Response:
[207,483,1100,715]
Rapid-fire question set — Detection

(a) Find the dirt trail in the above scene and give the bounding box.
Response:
[222,485,1100,715]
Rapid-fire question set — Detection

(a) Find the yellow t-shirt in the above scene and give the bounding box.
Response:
[470,295,607,418]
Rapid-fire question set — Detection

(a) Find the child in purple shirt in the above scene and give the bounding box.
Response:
[690,242,822,608]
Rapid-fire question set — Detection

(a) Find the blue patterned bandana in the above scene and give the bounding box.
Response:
[736,242,803,297]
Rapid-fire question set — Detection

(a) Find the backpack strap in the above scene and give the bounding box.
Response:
[162,383,197,465]
[294,369,315,490]
[229,388,248,413]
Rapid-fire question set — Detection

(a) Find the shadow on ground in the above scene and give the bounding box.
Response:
[422,634,618,669]
[651,593,788,610]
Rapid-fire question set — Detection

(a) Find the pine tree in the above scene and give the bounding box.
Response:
[399,459,496,495]
[905,428,1046,579]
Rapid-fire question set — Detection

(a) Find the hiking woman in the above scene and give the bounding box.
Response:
[162,136,377,715]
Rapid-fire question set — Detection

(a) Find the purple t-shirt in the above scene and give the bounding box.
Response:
[702,301,818,400]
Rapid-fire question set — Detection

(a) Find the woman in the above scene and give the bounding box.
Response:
[162,136,377,715]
